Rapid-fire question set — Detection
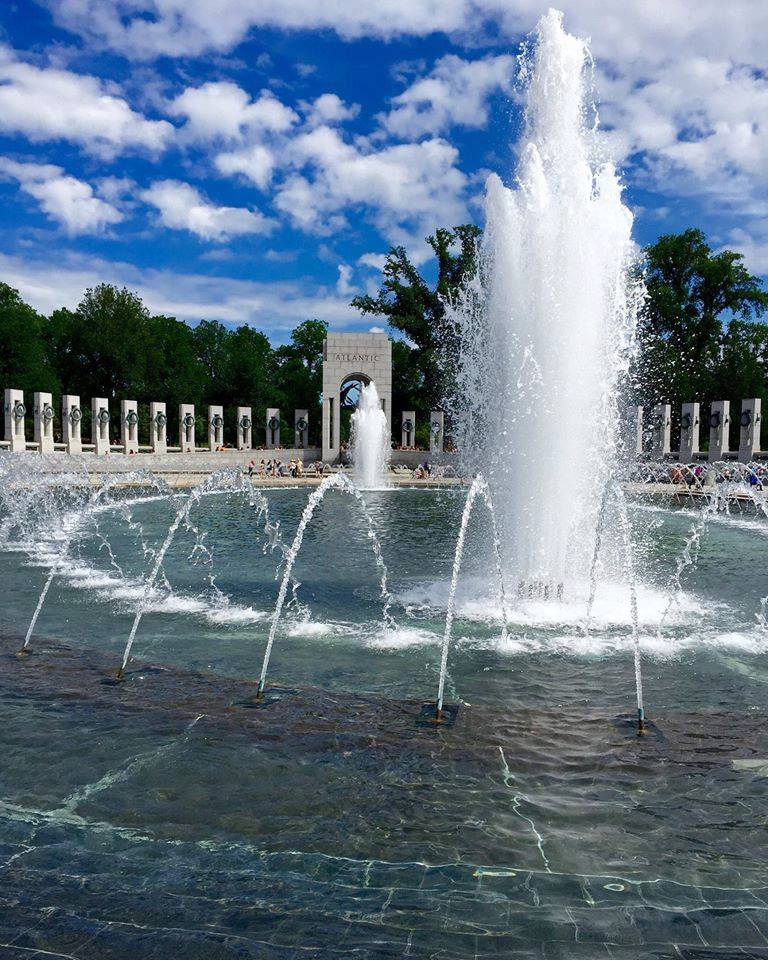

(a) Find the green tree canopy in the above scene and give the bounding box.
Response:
[637,228,768,406]
[351,225,481,427]
[0,283,58,398]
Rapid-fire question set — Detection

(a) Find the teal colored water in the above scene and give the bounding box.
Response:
[1,486,768,957]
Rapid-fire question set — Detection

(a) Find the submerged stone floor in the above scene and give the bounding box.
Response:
[1,635,768,958]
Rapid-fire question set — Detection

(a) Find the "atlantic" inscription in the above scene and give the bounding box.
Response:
[333,353,380,363]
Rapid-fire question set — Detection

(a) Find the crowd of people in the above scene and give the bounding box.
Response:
[247,458,326,479]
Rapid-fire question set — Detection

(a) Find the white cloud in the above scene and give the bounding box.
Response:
[141,180,275,241]
[214,145,275,189]
[381,53,514,138]
[0,159,123,234]
[300,93,360,128]
[723,227,768,276]
[358,253,387,271]
[44,0,767,250]
[0,250,361,334]
[47,0,476,57]
[276,126,468,238]
[169,81,297,142]
[0,46,172,156]
[336,263,355,296]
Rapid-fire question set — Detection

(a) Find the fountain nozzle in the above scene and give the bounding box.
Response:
[637,708,645,736]
[15,647,30,658]
[114,666,126,683]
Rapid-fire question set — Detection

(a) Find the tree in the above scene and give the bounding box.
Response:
[637,229,768,407]
[0,283,58,399]
[351,225,481,423]
[274,319,328,444]
[46,285,151,402]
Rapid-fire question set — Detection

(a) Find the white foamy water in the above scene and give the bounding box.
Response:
[350,381,390,491]
[447,10,640,588]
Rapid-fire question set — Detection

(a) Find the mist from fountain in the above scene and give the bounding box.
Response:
[445,9,641,591]
[435,473,510,717]
[117,468,272,676]
[257,472,396,699]
[350,382,390,490]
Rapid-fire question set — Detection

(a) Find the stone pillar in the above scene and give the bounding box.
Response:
[62,395,82,455]
[738,398,761,463]
[429,411,444,453]
[4,389,26,452]
[150,402,167,454]
[631,405,643,457]
[651,403,670,459]
[237,407,252,450]
[120,399,139,454]
[294,409,308,449]
[679,402,700,463]
[209,405,224,451]
[179,404,195,453]
[34,392,55,455]
[91,397,110,456]
[708,400,730,462]
[266,408,280,449]
[401,411,415,450]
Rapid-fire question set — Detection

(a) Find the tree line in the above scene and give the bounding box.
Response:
[0,282,328,446]
[1,226,766,451]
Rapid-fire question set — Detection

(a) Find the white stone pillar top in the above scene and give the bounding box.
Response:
[295,409,308,449]
[34,392,55,455]
[631,405,643,457]
[401,410,416,450]
[209,404,224,451]
[4,389,26,453]
[121,399,139,455]
[738,398,761,463]
[237,407,252,451]
[92,397,110,456]
[62,394,82,455]
[429,411,444,454]
[150,402,167,454]
[651,403,671,459]
[266,408,280,449]
[679,401,700,463]
[179,403,195,453]
[708,400,730,462]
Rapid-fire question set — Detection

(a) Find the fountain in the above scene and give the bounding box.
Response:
[446,9,640,593]
[350,381,390,490]
[2,11,768,954]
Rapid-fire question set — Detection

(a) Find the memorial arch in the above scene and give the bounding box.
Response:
[322,332,392,462]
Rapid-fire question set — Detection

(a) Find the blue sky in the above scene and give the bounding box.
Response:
[0,0,765,342]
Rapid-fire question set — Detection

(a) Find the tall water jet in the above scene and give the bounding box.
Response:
[350,382,390,490]
[446,9,640,589]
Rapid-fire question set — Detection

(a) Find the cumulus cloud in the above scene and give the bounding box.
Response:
[214,144,276,190]
[169,81,298,142]
[275,125,468,238]
[300,93,360,128]
[47,0,477,58]
[0,46,172,156]
[0,159,123,234]
[381,53,514,139]
[140,180,275,241]
[600,58,768,215]
[336,263,355,296]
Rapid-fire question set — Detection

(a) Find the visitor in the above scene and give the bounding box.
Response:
[247,460,254,479]
[259,459,266,478]
[296,459,303,478]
